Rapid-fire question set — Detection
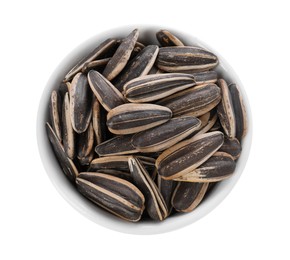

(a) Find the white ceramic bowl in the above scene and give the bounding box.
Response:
[37,25,252,234]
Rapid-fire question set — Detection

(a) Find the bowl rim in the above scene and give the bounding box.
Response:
[36,24,253,235]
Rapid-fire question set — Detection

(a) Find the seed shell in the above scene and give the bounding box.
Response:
[217,79,236,138]
[219,136,242,160]
[106,103,172,135]
[46,122,78,182]
[95,135,138,156]
[130,42,145,59]
[64,38,118,82]
[49,90,62,143]
[70,73,93,133]
[88,70,125,112]
[157,176,177,214]
[191,71,218,85]
[128,157,168,221]
[156,29,185,47]
[81,57,111,74]
[62,92,75,159]
[92,98,102,145]
[76,172,145,222]
[174,152,236,182]
[132,116,201,153]
[124,73,196,103]
[156,46,218,72]
[229,83,247,141]
[103,29,139,81]
[171,182,209,212]
[156,131,224,180]
[157,83,221,117]
[77,122,94,160]
[113,45,159,91]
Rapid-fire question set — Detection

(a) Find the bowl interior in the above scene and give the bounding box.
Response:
[37,25,252,235]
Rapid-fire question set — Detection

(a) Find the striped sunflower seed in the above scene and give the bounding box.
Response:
[81,57,111,74]
[229,83,247,141]
[195,110,217,136]
[94,169,133,182]
[113,45,159,91]
[156,29,184,47]
[62,92,75,159]
[130,42,145,59]
[157,83,221,117]
[219,136,242,160]
[103,29,139,81]
[58,82,69,101]
[88,70,125,112]
[95,134,138,156]
[157,176,177,214]
[88,155,155,171]
[49,90,62,142]
[217,79,236,138]
[174,152,236,182]
[171,182,209,212]
[64,38,118,82]
[131,116,201,153]
[106,103,172,135]
[156,131,224,180]
[92,98,102,145]
[124,73,196,103]
[128,157,168,221]
[46,122,78,182]
[76,172,145,222]
[70,72,93,133]
[78,149,94,166]
[77,122,94,161]
[191,71,218,85]
[156,46,218,72]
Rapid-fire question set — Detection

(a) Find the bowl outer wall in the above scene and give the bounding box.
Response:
[36,25,253,235]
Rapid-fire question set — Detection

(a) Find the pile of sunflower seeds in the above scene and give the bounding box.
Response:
[46,28,247,222]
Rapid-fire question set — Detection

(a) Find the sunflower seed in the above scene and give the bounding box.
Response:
[174,152,236,182]
[156,131,224,180]
[93,169,133,182]
[113,45,159,91]
[195,110,217,136]
[103,29,139,81]
[95,135,138,156]
[88,70,125,112]
[70,73,93,133]
[91,98,102,145]
[49,90,62,142]
[157,176,177,214]
[62,92,75,159]
[157,83,221,117]
[156,46,218,72]
[58,82,69,100]
[210,118,222,131]
[124,73,196,103]
[148,66,163,74]
[219,136,242,160]
[229,83,247,141]
[88,155,154,171]
[132,116,201,153]
[64,38,118,82]
[128,157,168,221]
[77,122,94,161]
[191,71,218,85]
[106,103,172,135]
[78,149,94,166]
[217,79,236,138]
[156,29,184,47]
[46,122,78,182]
[76,172,145,222]
[171,182,209,212]
[81,57,111,74]
[130,42,145,59]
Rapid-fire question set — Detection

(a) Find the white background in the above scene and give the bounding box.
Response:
[1,0,290,259]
